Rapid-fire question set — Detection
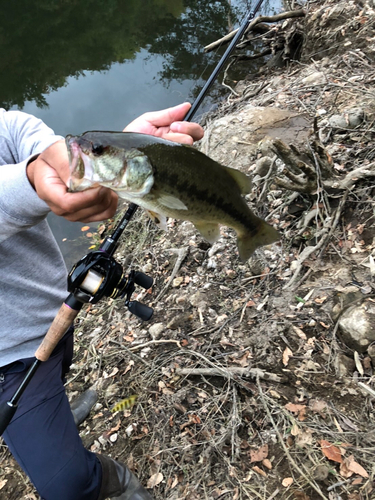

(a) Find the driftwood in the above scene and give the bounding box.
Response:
[266,136,375,194]
[176,366,286,383]
[204,9,306,53]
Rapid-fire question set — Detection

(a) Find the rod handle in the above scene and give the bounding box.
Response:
[35,304,79,362]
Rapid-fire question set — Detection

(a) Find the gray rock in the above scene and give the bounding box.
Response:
[149,322,164,340]
[338,300,375,352]
[334,353,355,377]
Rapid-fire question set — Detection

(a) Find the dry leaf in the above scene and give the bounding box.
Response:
[249,444,268,463]
[81,225,90,231]
[0,480,7,490]
[285,403,306,414]
[147,472,164,488]
[293,491,310,500]
[262,458,272,470]
[283,347,293,366]
[320,440,343,463]
[252,465,267,477]
[343,455,369,478]
[282,477,294,487]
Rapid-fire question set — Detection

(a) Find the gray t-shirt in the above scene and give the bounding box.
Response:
[0,108,67,366]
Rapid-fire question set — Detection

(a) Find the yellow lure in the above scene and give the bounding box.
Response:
[111,395,138,413]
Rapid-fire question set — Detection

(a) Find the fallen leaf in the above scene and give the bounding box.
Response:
[343,455,369,478]
[285,403,306,414]
[262,458,272,470]
[282,477,293,487]
[320,440,343,463]
[252,465,267,477]
[283,347,293,366]
[147,473,164,488]
[293,491,310,500]
[81,225,90,231]
[0,480,7,490]
[249,444,268,463]
[314,296,327,304]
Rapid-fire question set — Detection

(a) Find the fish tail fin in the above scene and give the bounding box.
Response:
[237,221,279,261]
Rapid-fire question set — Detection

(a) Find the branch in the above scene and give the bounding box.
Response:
[204,10,305,53]
[176,366,286,383]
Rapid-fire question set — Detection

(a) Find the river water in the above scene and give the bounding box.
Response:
[3,0,282,268]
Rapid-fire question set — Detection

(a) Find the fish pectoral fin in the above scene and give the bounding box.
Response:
[223,166,252,195]
[194,221,220,245]
[146,210,168,231]
[158,194,188,211]
[237,220,280,261]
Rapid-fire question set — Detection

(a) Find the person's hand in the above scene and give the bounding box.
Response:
[124,102,204,145]
[27,140,118,222]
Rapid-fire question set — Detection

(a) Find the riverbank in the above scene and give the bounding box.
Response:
[2,1,375,498]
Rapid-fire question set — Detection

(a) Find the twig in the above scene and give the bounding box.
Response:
[155,246,189,301]
[256,376,329,500]
[128,339,182,351]
[176,366,286,383]
[357,381,375,399]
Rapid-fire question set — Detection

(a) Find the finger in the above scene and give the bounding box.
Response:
[140,102,192,128]
[42,183,118,218]
[170,122,204,142]
[49,190,118,222]
[157,132,194,145]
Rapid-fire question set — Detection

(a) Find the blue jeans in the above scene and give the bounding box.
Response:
[0,330,102,500]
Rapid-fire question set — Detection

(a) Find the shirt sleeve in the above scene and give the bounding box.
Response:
[0,109,63,242]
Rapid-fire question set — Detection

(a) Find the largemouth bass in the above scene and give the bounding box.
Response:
[66,131,279,260]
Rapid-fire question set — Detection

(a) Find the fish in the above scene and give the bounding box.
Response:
[66,131,279,260]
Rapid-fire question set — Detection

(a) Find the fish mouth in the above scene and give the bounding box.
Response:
[66,135,95,191]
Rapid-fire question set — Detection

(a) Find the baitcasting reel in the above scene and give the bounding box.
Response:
[68,250,154,321]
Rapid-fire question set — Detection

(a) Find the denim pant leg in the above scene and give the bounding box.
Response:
[0,333,102,500]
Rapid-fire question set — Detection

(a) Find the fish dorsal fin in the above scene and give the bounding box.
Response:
[158,194,188,211]
[222,165,252,195]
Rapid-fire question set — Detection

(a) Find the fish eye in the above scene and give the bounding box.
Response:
[92,143,104,155]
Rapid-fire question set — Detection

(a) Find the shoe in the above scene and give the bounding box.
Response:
[70,386,98,426]
[96,454,154,500]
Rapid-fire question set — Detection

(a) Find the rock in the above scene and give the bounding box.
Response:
[149,322,164,340]
[329,108,365,129]
[167,312,192,329]
[338,300,375,352]
[329,114,348,129]
[301,71,326,85]
[334,353,355,377]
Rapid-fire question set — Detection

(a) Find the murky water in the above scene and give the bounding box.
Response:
[2,0,282,268]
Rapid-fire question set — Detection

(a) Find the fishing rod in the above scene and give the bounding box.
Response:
[0,0,266,435]
[185,0,266,121]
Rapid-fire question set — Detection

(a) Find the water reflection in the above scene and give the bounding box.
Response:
[1,0,282,266]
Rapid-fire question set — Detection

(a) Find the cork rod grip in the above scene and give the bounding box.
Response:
[35,304,79,362]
